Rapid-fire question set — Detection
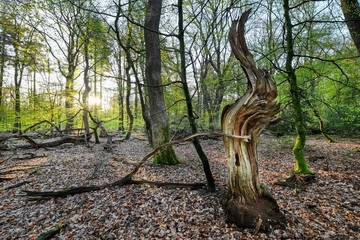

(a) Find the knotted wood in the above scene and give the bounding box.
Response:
[221,9,284,231]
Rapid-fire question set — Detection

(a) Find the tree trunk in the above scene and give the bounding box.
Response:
[177,0,215,190]
[341,0,360,54]
[117,74,125,132]
[144,0,178,164]
[283,0,313,174]
[13,84,21,134]
[0,33,5,116]
[13,49,23,134]
[221,10,284,230]
[124,65,134,140]
[82,36,91,139]
[113,3,151,140]
[65,72,75,132]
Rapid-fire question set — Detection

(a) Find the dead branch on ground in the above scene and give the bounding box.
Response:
[1,181,31,190]
[22,132,249,199]
[0,135,88,151]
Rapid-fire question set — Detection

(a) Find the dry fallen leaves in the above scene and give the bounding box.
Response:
[0,134,359,239]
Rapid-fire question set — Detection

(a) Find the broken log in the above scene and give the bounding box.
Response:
[0,135,87,150]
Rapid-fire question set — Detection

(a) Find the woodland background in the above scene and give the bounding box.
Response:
[0,0,359,137]
[1,0,360,239]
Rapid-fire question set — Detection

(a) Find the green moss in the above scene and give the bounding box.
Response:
[29,166,42,173]
[153,147,179,165]
[293,134,313,174]
[152,126,179,165]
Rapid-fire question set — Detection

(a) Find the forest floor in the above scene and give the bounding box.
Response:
[0,133,359,239]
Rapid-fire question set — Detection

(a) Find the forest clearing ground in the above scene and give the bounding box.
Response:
[0,134,359,239]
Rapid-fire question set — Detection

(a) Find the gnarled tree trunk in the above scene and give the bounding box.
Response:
[221,10,284,231]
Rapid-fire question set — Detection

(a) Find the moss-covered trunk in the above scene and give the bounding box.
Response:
[283,0,313,174]
[221,10,284,230]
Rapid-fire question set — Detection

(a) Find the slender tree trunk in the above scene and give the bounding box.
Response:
[64,52,76,132]
[65,75,74,132]
[209,50,225,130]
[144,0,178,164]
[13,85,21,134]
[118,80,124,132]
[222,10,284,230]
[124,66,134,140]
[178,0,215,190]
[82,37,91,138]
[283,0,313,174]
[0,35,5,115]
[113,1,151,139]
[13,50,23,134]
[115,53,125,132]
[305,99,334,143]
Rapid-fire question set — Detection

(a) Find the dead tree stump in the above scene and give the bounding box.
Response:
[221,9,285,231]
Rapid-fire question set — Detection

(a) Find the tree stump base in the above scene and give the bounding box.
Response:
[223,196,285,231]
[275,172,316,189]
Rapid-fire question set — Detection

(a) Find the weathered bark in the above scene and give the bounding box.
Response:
[221,10,284,230]
[144,0,178,164]
[341,0,360,54]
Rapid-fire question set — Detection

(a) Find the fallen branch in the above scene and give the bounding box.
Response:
[0,135,87,150]
[23,120,62,136]
[22,132,247,199]
[0,177,14,182]
[22,179,205,199]
[23,185,107,197]
[36,222,68,240]
[125,131,250,179]
[1,181,31,191]
[14,153,46,161]
[0,154,13,165]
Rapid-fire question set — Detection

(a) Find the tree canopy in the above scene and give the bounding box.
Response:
[0,0,358,138]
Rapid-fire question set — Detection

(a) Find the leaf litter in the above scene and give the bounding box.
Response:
[0,134,359,239]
